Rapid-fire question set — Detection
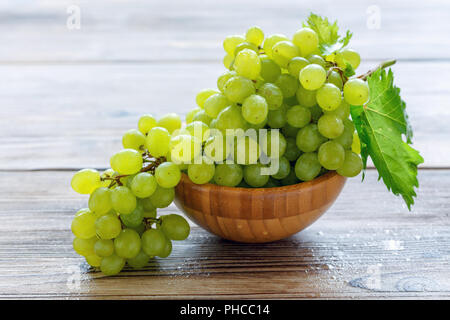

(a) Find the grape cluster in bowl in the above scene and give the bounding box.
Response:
[70,21,367,276]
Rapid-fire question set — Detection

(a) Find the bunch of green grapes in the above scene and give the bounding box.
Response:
[183,24,365,188]
[70,113,191,276]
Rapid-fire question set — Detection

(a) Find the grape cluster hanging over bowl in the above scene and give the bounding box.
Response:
[70,13,422,275]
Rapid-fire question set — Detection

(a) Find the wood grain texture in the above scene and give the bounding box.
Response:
[0,61,448,169]
[0,170,448,299]
[175,172,346,243]
[0,0,449,62]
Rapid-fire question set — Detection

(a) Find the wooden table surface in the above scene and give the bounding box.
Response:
[0,0,449,299]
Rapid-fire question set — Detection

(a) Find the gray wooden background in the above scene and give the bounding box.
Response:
[0,0,449,299]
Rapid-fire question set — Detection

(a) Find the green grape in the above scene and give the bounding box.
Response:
[284,137,302,161]
[111,186,136,215]
[232,135,260,165]
[259,55,281,83]
[158,113,181,134]
[185,121,210,142]
[243,163,269,187]
[204,134,229,162]
[338,49,361,69]
[300,64,327,90]
[327,70,343,89]
[114,229,141,259]
[296,124,327,152]
[242,94,268,124]
[196,88,219,108]
[310,104,323,122]
[192,109,213,126]
[280,168,300,186]
[148,185,175,208]
[352,132,361,154]
[295,152,322,181]
[75,208,90,217]
[73,237,97,256]
[71,210,97,239]
[203,93,230,118]
[138,114,157,135]
[224,76,256,103]
[161,214,190,240]
[234,49,261,80]
[337,150,362,177]
[214,164,243,187]
[100,169,115,188]
[324,99,350,120]
[120,202,144,228]
[155,162,181,188]
[246,116,268,130]
[131,222,146,235]
[130,172,157,199]
[158,238,172,258]
[217,70,237,93]
[170,134,202,163]
[95,213,122,240]
[141,229,167,256]
[282,123,299,138]
[110,149,143,175]
[142,208,156,219]
[272,156,291,180]
[307,54,326,67]
[234,42,259,56]
[188,157,215,184]
[272,41,301,68]
[145,127,171,157]
[264,177,281,188]
[292,27,319,57]
[317,114,344,139]
[316,83,342,111]
[333,119,354,149]
[88,187,112,216]
[100,254,125,276]
[274,74,298,98]
[127,250,150,269]
[261,130,287,158]
[318,141,345,170]
[215,105,247,132]
[223,54,234,70]
[122,129,146,151]
[287,57,310,78]
[223,35,245,55]
[296,84,317,107]
[257,83,283,110]
[85,254,102,267]
[267,104,287,128]
[71,169,101,195]
[246,26,264,46]
[284,96,299,106]
[286,105,311,128]
[263,34,288,58]
[343,78,370,105]
[185,107,201,124]
[94,239,114,257]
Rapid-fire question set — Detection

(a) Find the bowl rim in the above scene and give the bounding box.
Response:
[179,170,343,194]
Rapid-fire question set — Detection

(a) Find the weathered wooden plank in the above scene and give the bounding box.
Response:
[0,169,448,299]
[0,61,447,169]
[0,0,449,62]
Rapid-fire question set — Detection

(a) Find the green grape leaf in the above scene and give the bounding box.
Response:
[304,13,352,56]
[343,62,355,78]
[350,69,423,210]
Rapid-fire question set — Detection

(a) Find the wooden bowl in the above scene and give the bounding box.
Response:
[174,171,346,243]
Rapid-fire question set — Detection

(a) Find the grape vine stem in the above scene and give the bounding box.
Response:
[357,59,397,81]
